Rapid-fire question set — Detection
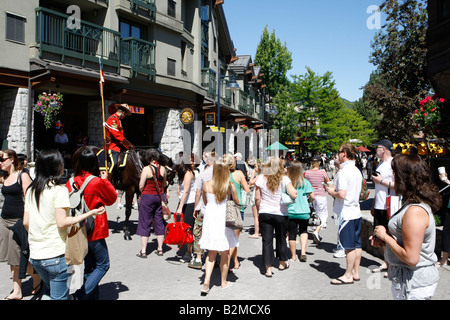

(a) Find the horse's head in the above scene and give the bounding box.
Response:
[154,151,176,186]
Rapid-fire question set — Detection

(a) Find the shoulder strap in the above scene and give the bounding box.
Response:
[151,166,164,202]
[17,170,23,186]
[72,175,96,193]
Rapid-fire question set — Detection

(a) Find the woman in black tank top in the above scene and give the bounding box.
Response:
[0,149,40,300]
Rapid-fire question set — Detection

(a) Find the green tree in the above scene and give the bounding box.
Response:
[364,0,429,141]
[273,67,375,154]
[254,26,293,99]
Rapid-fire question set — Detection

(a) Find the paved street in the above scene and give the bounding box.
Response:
[1,183,449,302]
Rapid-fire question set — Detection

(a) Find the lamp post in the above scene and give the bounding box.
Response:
[217,70,239,156]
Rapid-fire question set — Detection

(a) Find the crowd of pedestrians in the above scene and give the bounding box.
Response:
[0,139,447,300]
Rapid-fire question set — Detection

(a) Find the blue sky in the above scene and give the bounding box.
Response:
[223,0,384,102]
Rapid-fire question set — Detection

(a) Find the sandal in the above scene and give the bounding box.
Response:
[201,284,210,295]
[279,262,290,271]
[32,280,43,295]
[330,278,354,285]
[156,250,164,256]
[136,251,147,259]
[264,271,273,278]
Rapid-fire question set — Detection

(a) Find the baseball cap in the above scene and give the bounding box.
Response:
[312,155,322,162]
[374,139,394,152]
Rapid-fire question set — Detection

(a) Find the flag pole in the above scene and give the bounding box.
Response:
[99,58,108,173]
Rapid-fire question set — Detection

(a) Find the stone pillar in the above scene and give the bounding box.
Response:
[88,99,114,147]
[0,88,29,154]
[153,108,183,160]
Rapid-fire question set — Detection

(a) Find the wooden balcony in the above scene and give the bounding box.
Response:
[35,7,121,71]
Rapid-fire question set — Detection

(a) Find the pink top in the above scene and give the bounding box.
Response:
[304,169,328,197]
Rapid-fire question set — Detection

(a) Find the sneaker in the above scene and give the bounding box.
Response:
[333,249,346,258]
[133,203,138,210]
[300,255,307,262]
[312,231,322,244]
[180,253,192,263]
[188,260,203,270]
[117,203,124,210]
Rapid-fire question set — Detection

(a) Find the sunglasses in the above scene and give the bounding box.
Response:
[0,157,11,162]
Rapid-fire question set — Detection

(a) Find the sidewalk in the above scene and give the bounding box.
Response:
[1,184,449,301]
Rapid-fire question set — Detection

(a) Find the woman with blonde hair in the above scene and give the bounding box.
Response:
[255,157,297,277]
[222,153,249,270]
[287,160,315,262]
[199,161,239,294]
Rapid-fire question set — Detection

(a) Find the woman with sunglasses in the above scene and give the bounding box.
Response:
[0,149,41,300]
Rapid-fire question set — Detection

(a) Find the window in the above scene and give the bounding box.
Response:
[119,20,145,39]
[6,12,26,43]
[168,0,176,18]
[167,58,176,76]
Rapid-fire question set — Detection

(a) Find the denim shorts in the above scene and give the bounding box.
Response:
[338,218,362,250]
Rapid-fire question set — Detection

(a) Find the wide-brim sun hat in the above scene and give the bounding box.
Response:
[108,103,132,116]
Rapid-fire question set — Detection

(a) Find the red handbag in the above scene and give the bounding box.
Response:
[164,212,193,247]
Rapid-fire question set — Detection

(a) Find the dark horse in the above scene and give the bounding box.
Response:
[94,147,176,240]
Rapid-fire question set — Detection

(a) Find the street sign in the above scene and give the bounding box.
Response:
[129,106,145,114]
[205,112,215,126]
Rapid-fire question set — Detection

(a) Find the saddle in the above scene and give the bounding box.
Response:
[97,149,129,172]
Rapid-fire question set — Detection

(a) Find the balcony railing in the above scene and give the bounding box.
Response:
[201,68,216,99]
[35,7,120,71]
[121,37,156,80]
[238,90,250,114]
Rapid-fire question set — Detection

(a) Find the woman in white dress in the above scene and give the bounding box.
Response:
[199,161,239,294]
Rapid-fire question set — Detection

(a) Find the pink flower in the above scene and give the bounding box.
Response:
[414,110,418,115]
[426,96,432,102]
[423,113,427,116]
[431,108,436,112]
[440,98,445,103]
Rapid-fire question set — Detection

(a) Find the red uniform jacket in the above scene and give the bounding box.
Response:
[66,172,117,242]
[106,113,127,153]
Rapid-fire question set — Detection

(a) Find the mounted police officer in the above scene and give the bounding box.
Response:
[103,103,135,182]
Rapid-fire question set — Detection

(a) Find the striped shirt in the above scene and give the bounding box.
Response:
[304,169,328,197]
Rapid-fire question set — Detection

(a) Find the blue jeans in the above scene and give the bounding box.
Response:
[74,238,110,300]
[30,255,70,300]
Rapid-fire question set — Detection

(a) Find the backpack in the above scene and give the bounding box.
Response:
[68,175,96,235]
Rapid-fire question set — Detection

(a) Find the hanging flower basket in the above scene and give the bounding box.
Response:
[413,95,444,134]
[34,92,64,129]
[240,124,248,132]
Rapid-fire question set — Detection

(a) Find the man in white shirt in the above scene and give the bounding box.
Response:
[371,139,395,273]
[326,143,362,285]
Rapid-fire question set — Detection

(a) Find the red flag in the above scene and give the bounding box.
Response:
[99,57,105,88]
[100,70,105,87]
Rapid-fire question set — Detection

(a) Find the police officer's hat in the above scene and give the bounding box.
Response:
[108,103,132,116]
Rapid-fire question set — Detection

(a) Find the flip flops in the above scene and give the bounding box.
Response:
[330,278,354,285]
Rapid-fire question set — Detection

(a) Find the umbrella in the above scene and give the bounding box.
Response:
[356,145,371,152]
[266,141,289,151]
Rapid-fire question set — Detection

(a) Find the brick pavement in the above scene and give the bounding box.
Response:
[1,184,449,301]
